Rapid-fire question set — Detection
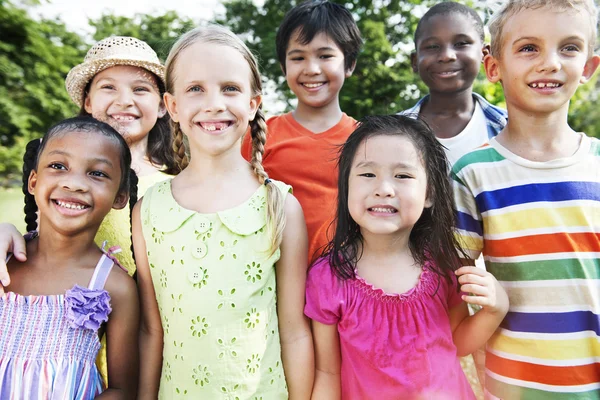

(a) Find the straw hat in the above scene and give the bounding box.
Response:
[65,36,165,107]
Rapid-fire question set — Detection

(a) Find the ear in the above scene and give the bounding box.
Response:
[345,60,357,78]
[580,54,600,84]
[484,53,502,84]
[249,94,262,121]
[28,170,37,196]
[84,94,93,114]
[112,191,130,210]
[163,92,179,122]
[410,52,418,73]
[157,99,167,118]
[424,196,433,209]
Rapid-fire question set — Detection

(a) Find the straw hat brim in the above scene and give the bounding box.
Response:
[65,57,166,107]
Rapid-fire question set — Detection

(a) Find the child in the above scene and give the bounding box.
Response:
[0,117,139,398]
[241,0,362,262]
[452,0,600,398]
[133,25,313,398]
[401,2,507,166]
[305,115,509,399]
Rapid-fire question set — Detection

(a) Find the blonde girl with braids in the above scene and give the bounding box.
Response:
[132,25,314,399]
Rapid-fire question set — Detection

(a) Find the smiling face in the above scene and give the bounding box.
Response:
[347,134,431,240]
[29,131,128,237]
[84,65,165,145]
[485,7,600,116]
[284,31,353,110]
[164,41,260,158]
[412,12,484,95]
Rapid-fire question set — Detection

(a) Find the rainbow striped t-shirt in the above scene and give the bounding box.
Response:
[452,134,600,399]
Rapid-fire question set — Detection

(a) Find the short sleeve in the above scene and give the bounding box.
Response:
[304,257,345,325]
[451,159,484,260]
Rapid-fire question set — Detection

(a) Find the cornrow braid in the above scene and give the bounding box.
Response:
[250,108,286,255]
[171,120,189,172]
[128,168,139,281]
[22,138,42,232]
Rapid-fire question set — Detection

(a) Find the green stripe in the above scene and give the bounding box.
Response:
[590,138,600,157]
[487,258,600,281]
[487,375,600,400]
[452,146,505,174]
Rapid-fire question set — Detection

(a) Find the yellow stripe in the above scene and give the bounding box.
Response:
[484,205,599,235]
[490,332,600,361]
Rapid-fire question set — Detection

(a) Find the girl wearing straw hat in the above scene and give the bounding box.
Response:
[0,36,178,387]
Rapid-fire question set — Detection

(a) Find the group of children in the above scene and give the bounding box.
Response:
[0,0,598,399]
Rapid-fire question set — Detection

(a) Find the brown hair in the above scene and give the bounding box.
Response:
[164,25,286,254]
[488,0,598,57]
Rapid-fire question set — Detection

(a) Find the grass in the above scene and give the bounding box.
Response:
[0,186,26,233]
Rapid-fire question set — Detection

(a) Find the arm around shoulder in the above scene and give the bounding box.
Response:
[276,194,314,399]
[0,223,27,293]
[131,198,164,399]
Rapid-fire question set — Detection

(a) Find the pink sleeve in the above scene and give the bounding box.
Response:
[447,271,465,309]
[304,257,344,325]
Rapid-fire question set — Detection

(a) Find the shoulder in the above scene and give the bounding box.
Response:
[104,265,137,304]
[473,93,508,126]
[451,142,504,178]
[398,95,427,117]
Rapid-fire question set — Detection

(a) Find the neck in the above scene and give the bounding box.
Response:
[293,98,343,133]
[129,136,151,173]
[360,229,411,259]
[33,224,99,267]
[425,88,474,115]
[184,143,253,184]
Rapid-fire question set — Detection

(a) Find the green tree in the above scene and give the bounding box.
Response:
[89,12,196,61]
[0,0,86,183]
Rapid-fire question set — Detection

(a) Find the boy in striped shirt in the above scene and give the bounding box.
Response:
[452,0,600,398]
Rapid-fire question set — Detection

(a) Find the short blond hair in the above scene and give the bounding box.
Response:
[488,0,598,57]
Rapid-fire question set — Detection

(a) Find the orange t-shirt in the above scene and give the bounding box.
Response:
[241,112,357,262]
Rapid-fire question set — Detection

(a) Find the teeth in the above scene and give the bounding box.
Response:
[371,207,396,213]
[112,115,136,121]
[56,200,86,210]
[303,83,324,88]
[201,122,230,131]
[531,82,559,88]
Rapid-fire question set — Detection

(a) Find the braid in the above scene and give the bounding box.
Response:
[171,121,189,172]
[250,109,286,255]
[22,139,41,232]
[128,168,139,281]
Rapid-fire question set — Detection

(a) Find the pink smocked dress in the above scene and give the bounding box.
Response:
[305,257,476,400]
[0,253,115,399]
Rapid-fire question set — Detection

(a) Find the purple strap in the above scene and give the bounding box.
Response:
[88,254,114,291]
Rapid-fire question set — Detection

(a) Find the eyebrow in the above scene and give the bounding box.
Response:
[46,150,114,168]
[287,46,337,56]
[354,160,417,170]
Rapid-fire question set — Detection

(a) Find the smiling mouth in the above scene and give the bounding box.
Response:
[529,82,562,88]
[302,82,325,89]
[111,115,138,122]
[197,121,233,132]
[368,207,398,213]
[53,200,90,210]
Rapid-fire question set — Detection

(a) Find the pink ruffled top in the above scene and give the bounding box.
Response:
[305,257,475,400]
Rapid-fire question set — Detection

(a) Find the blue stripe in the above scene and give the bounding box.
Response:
[475,181,600,213]
[501,310,600,335]
[455,210,483,236]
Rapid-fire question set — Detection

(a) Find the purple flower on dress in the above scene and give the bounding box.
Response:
[65,285,112,331]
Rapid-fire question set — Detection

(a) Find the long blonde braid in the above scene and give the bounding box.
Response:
[250,108,286,255]
[171,120,189,172]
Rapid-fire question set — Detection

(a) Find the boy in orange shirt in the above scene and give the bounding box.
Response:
[242,0,362,262]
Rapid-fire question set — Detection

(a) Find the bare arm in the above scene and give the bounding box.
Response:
[449,267,509,357]
[132,199,164,399]
[310,320,341,400]
[96,270,140,399]
[276,194,314,399]
[0,223,27,293]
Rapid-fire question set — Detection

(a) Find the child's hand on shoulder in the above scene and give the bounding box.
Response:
[455,266,509,317]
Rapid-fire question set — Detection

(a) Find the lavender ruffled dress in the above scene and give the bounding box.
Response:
[0,253,115,399]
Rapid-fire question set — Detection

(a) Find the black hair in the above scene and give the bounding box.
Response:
[22,116,138,238]
[414,1,485,45]
[324,114,469,284]
[80,76,178,176]
[276,0,363,73]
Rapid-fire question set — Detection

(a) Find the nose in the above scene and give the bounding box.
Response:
[303,58,322,75]
[438,45,457,62]
[375,178,395,198]
[60,172,89,193]
[202,90,226,114]
[115,88,134,106]
[537,50,561,73]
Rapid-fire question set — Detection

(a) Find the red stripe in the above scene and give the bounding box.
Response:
[487,351,600,386]
[485,232,600,258]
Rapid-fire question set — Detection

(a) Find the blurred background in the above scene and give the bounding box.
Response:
[2,0,599,231]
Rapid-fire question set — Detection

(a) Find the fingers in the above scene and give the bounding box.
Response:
[455,266,488,277]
